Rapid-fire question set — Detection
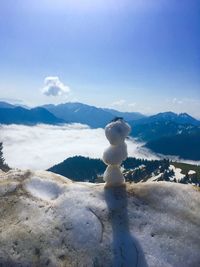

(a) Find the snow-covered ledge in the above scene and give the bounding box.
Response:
[0,169,200,266]
[103,118,131,187]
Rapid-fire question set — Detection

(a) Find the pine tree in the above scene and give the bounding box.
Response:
[0,142,10,172]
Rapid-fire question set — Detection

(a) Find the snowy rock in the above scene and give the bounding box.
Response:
[0,169,200,267]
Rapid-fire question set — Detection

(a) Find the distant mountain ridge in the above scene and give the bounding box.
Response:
[1,101,199,128]
[132,111,200,127]
[0,101,30,110]
[128,112,200,160]
[102,107,146,121]
[42,102,114,128]
[130,120,200,142]
[1,100,200,160]
[0,101,16,109]
[0,106,65,125]
[42,102,145,128]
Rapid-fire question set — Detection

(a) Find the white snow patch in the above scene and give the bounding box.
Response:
[169,165,185,181]
[0,182,18,196]
[1,170,200,266]
[188,170,196,175]
[147,173,163,182]
[25,176,63,201]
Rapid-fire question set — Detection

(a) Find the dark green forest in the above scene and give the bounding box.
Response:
[48,156,200,186]
[0,143,10,172]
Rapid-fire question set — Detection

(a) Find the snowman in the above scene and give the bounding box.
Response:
[103,118,131,187]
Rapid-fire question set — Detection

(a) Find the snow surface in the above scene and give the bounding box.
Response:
[169,165,185,181]
[188,170,196,175]
[0,169,200,267]
[25,176,63,201]
[147,173,163,182]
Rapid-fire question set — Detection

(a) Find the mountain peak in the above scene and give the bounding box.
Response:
[179,112,191,118]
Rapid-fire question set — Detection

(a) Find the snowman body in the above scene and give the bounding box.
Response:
[103,119,131,186]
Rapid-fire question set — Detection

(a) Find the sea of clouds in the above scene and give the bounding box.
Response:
[0,124,160,170]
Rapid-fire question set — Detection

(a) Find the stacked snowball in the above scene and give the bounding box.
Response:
[103,119,131,186]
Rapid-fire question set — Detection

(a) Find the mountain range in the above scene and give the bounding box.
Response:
[132,111,200,126]
[0,101,200,160]
[0,106,64,125]
[0,101,146,128]
[42,102,145,128]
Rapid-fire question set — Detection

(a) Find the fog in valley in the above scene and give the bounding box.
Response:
[0,124,159,170]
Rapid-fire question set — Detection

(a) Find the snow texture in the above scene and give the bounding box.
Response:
[25,176,63,201]
[169,165,185,181]
[0,169,200,267]
[103,165,124,186]
[103,142,128,165]
[105,119,131,145]
[188,170,196,175]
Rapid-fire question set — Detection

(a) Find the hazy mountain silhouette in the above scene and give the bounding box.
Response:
[0,107,65,125]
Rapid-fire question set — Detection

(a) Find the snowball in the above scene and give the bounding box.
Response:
[103,142,128,165]
[103,119,131,187]
[103,165,125,186]
[105,120,131,145]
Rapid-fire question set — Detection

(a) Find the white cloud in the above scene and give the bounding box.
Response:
[0,124,159,170]
[42,76,70,97]
[172,98,183,105]
[128,102,136,107]
[111,99,126,107]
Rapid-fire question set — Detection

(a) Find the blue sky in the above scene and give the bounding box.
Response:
[0,0,199,117]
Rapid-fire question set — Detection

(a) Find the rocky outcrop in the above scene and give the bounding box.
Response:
[0,169,200,267]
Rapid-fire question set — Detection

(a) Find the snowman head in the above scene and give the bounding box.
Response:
[105,118,131,145]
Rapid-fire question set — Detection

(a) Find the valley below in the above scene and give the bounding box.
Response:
[1,123,200,171]
[0,123,159,170]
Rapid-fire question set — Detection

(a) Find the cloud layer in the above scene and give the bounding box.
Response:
[0,124,159,170]
[42,76,70,96]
